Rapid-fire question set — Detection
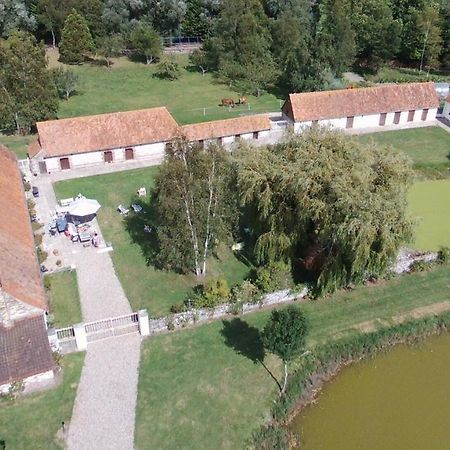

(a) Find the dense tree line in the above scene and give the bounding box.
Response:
[1,0,449,132]
[1,1,448,94]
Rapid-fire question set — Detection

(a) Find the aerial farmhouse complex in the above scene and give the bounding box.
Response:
[0,146,54,393]
[282,82,439,132]
[27,82,439,174]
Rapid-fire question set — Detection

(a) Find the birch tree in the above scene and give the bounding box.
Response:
[153,140,234,276]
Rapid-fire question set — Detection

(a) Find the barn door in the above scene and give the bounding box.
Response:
[104,151,113,163]
[379,113,387,126]
[125,148,134,160]
[60,158,70,170]
[394,112,401,124]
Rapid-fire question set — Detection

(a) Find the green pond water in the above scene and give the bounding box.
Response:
[291,334,450,450]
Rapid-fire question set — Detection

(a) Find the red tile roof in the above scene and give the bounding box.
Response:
[0,315,54,385]
[35,107,180,158]
[182,115,271,141]
[0,146,47,310]
[283,82,439,122]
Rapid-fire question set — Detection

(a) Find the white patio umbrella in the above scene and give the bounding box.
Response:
[67,198,101,216]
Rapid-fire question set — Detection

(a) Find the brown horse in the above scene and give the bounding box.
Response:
[237,96,247,105]
[220,98,235,107]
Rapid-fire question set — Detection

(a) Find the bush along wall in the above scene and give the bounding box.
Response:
[251,311,450,449]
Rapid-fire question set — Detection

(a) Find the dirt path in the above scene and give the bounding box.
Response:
[355,300,450,333]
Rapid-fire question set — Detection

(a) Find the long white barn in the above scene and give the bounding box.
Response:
[282,82,439,132]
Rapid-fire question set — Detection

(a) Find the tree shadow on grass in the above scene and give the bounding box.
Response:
[123,197,160,267]
[221,318,281,390]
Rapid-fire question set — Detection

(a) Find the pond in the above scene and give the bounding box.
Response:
[291,334,450,449]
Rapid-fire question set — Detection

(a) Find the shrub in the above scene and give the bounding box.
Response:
[437,247,450,265]
[32,222,42,232]
[170,303,186,314]
[34,233,43,246]
[154,56,181,80]
[56,259,62,267]
[23,181,31,191]
[409,260,432,272]
[188,278,230,309]
[230,280,260,304]
[254,261,293,293]
[43,275,52,291]
[37,247,48,264]
[249,425,291,450]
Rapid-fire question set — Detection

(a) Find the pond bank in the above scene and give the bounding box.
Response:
[252,311,450,449]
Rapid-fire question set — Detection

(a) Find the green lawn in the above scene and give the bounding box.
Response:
[2,50,281,159]
[0,134,36,159]
[0,353,84,450]
[358,126,450,169]
[136,264,450,449]
[54,167,251,317]
[45,270,82,327]
[57,54,280,124]
[408,180,450,251]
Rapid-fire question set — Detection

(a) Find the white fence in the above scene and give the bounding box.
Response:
[85,312,139,342]
[53,310,149,353]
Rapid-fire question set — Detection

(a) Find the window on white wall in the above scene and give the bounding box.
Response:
[379,113,387,126]
[407,110,415,122]
[421,109,429,121]
[394,112,401,124]
[346,116,354,128]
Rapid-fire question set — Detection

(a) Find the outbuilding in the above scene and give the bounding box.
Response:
[282,82,439,133]
[182,114,271,147]
[0,146,55,392]
[28,107,180,174]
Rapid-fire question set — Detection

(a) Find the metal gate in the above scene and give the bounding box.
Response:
[85,312,139,342]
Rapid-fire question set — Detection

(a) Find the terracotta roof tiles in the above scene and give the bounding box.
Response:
[36,107,180,158]
[0,146,47,310]
[0,315,54,385]
[182,114,271,141]
[284,82,439,122]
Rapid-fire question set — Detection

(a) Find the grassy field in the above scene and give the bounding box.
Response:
[0,134,36,159]
[408,180,450,251]
[48,49,280,124]
[358,126,450,169]
[45,270,82,327]
[54,167,251,317]
[0,353,84,450]
[136,264,450,449]
[1,50,281,159]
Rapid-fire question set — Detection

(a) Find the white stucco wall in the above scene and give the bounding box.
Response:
[443,102,450,118]
[294,107,438,133]
[43,141,167,172]
[259,130,270,138]
[0,370,54,395]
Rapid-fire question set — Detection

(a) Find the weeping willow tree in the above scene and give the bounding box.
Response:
[235,127,414,294]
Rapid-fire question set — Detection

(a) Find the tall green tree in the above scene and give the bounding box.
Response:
[129,23,162,64]
[206,0,276,95]
[0,0,36,37]
[0,30,58,133]
[262,306,308,395]
[316,0,356,75]
[59,8,94,64]
[236,128,414,294]
[153,140,234,276]
[35,0,70,47]
[181,0,210,37]
[272,10,325,92]
[351,0,401,69]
